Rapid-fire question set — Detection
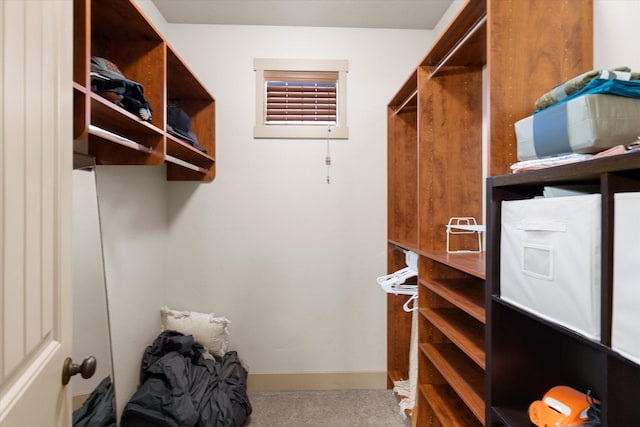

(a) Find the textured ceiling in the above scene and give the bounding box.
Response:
[151,0,454,30]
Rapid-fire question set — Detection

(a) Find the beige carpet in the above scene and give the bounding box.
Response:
[245,389,412,427]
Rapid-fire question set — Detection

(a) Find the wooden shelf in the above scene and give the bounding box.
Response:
[88,94,164,166]
[89,93,163,138]
[420,343,484,424]
[166,134,215,168]
[487,155,640,426]
[492,406,530,427]
[492,296,606,349]
[420,250,485,280]
[421,278,485,323]
[492,150,640,188]
[73,81,86,93]
[73,84,88,141]
[74,0,216,181]
[388,369,406,385]
[421,384,483,427]
[385,2,593,425]
[91,0,162,42]
[166,45,216,181]
[388,239,419,255]
[421,308,485,369]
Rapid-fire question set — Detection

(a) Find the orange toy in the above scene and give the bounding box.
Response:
[529,385,598,427]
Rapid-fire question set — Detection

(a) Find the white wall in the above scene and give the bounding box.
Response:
[434,0,466,34]
[71,170,112,397]
[134,0,168,35]
[162,24,435,377]
[94,165,168,417]
[594,0,640,71]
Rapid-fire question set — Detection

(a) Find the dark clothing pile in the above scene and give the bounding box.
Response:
[167,105,208,154]
[90,56,153,122]
[72,376,117,427]
[121,331,252,427]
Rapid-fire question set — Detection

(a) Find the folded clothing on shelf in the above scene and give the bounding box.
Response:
[90,56,152,122]
[515,93,640,161]
[534,66,640,111]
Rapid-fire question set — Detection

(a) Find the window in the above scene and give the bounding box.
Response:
[264,72,337,125]
[254,59,349,139]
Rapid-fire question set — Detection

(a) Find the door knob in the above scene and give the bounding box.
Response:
[62,356,97,385]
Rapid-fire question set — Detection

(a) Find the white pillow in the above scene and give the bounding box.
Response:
[160,306,230,357]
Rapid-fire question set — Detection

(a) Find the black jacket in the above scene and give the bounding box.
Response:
[72,376,116,427]
[121,331,252,427]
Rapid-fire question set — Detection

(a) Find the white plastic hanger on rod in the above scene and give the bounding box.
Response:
[402,293,419,312]
[377,267,417,295]
[377,249,419,297]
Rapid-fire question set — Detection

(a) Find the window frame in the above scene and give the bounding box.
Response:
[254,58,349,139]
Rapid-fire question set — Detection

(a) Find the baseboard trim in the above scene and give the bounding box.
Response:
[247,371,387,391]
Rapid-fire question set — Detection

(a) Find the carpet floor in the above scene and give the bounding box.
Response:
[245,389,412,427]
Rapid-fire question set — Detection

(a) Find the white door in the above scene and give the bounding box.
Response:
[0,1,73,426]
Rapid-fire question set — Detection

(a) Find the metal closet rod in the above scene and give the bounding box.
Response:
[393,88,418,114]
[393,13,487,114]
[88,124,153,154]
[89,125,208,174]
[429,13,487,77]
[165,155,208,173]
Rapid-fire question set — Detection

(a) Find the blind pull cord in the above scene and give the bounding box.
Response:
[325,127,332,184]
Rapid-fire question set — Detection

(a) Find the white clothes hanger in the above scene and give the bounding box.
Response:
[377,249,419,296]
[402,293,419,312]
[377,267,417,295]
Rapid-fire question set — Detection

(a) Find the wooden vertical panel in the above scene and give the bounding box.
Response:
[417,67,433,253]
[387,107,418,247]
[73,0,89,86]
[600,173,640,347]
[387,74,419,391]
[419,67,483,253]
[386,246,414,386]
[72,0,89,143]
[2,0,27,378]
[487,0,593,176]
[607,354,640,426]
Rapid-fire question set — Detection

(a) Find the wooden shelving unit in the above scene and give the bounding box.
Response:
[487,152,640,426]
[421,343,485,423]
[73,0,216,181]
[422,279,485,323]
[385,1,593,425]
[420,384,483,427]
